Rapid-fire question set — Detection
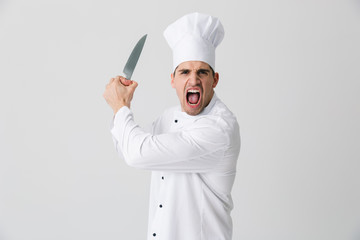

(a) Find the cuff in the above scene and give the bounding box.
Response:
[110,106,132,139]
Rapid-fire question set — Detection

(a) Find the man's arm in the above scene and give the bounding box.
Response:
[110,107,233,173]
[103,75,137,159]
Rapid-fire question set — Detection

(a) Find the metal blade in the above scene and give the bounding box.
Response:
[123,34,147,80]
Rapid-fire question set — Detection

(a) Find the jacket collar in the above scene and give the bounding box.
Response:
[175,92,218,119]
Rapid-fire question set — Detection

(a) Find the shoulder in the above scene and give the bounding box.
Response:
[194,96,240,144]
[212,98,241,150]
[205,97,239,130]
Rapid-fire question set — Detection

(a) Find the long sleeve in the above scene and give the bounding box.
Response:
[110,106,232,173]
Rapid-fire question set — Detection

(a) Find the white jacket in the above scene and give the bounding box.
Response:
[111,94,241,240]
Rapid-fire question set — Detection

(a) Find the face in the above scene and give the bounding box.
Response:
[171,61,219,116]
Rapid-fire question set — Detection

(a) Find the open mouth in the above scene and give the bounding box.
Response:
[186,89,201,107]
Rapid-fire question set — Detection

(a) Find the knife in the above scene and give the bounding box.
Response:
[123,34,147,80]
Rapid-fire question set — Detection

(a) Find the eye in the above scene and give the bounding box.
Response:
[198,70,208,75]
[180,70,189,74]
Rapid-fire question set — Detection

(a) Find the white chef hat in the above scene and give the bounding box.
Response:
[164,12,224,71]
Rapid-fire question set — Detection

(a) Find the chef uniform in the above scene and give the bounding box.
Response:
[111,12,240,240]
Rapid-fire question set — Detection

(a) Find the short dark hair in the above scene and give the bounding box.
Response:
[173,64,215,77]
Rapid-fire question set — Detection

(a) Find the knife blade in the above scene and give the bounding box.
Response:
[123,34,147,80]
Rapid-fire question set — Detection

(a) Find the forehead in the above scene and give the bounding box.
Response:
[177,61,211,70]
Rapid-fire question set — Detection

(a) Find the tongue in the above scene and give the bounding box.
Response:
[188,93,199,104]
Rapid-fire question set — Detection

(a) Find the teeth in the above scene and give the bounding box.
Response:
[187,89,200,93]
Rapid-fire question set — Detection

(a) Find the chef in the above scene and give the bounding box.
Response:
[103,12,241,240]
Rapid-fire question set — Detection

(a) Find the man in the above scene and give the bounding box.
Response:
[103,12,240,240]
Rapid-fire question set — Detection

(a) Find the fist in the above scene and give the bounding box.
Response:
[103,76,138,114]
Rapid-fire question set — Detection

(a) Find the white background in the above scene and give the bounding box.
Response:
[1,0,359,239]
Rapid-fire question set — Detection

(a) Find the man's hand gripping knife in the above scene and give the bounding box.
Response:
[103,76,138,115]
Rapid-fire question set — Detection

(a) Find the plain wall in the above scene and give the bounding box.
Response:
[0,0,359,239]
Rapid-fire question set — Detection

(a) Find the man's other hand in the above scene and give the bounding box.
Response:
[103,76,138,114]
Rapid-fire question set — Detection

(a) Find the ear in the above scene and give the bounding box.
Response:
[171,73,175,88]
[212,72,219,88]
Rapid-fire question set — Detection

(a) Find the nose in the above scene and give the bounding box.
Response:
[187,71,200,86]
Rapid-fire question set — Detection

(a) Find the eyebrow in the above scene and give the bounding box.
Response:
[177,68,210,73]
